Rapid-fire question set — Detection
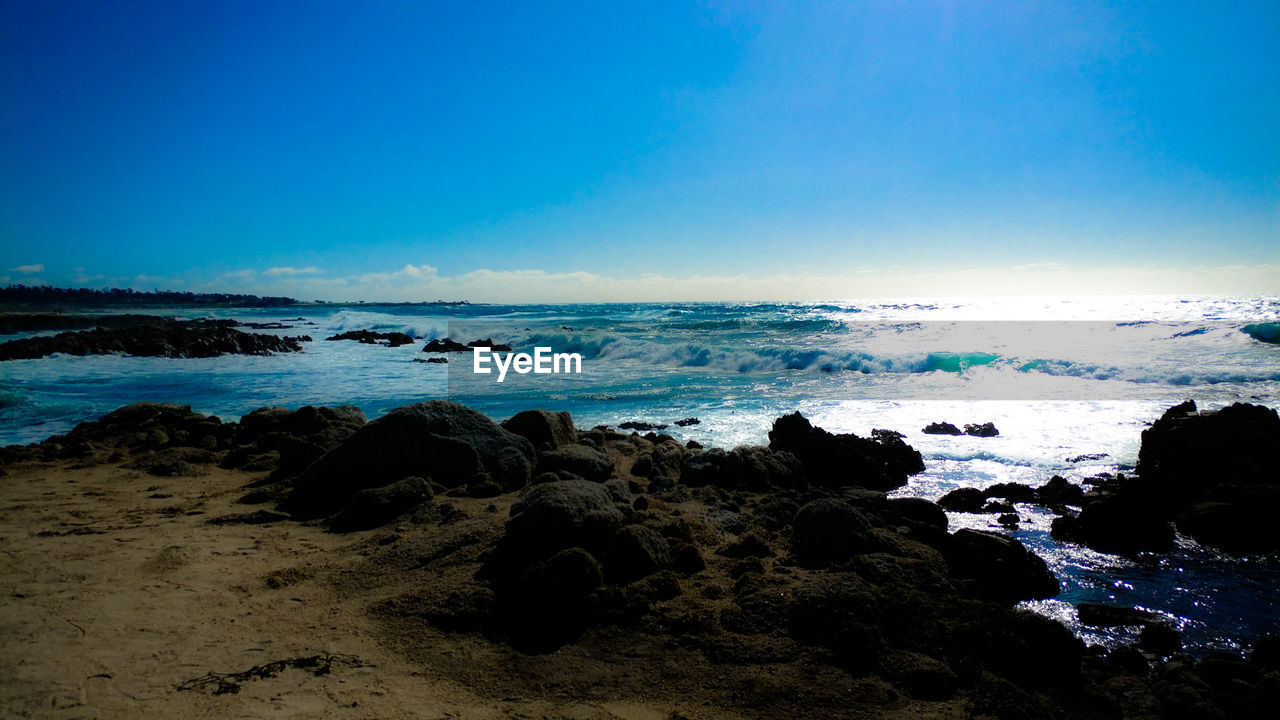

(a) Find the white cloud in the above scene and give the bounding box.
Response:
[219,262,1280,303]
[10,264,44,274]
[263,266,324,277]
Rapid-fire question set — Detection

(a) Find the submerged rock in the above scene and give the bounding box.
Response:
[922,421,963,435]
[325,329,414,347]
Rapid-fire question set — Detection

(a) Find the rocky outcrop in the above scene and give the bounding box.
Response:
[767,413,924,490]
[224,404,367,481]
[422,337,512,353]
[0,318,308,360]
[324,329,414,347]
[1054,401,1280,554]
[501,409,577,451]
[922,421,962,435]
[283,401,535,519]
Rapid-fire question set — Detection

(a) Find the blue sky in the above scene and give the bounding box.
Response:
[2,1,1277,301]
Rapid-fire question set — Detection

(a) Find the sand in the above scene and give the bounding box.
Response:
[1,457,969,719]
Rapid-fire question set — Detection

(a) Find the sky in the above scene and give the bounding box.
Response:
[1,1,1277,302]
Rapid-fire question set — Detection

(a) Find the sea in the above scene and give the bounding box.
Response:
[2,294,1278,655]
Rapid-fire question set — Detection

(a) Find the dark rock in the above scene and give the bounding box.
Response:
[422,338,468,352]
[685,439,702,449]
[767,412,923,490]
[922,421,963,435]
[1050,492,1175,554]
[329,476,434,531]
[501,409,577,450]
[1140,623,1182,656]
[1137,401,1280,552]
[324,329,415,347]
[604,525,671,583]
[1077,603,1157,627]
[792,499,879,565]
[505,480,625,556]
[883,497,949,531]
[941,529,1059,602]
[964,422,1000,437]
[937,487,987,512]
[502,547,602,653]
[1035,475,1084,506]
[674,417,701,427]
[997,512,1019,526]
[466,338,512,351]
[228,404,366,477]
[1107,645,1151,676]
[680,446,804,491]
[880,649,958,699]
[720,531,775,559]
[0,317,306,360]
[284,401,534,518]
[1067,452,1109,463]
[537,444,614,482]
[669,542,705,574]
[981,500,1016,514]
[27,402,237,462]
[983,482,1037,503]
[619,420,667,431]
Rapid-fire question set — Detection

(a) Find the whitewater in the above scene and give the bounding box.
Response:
[2,294,1278,655]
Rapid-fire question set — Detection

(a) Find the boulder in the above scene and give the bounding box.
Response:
[1035,475,1084,506]
[680,446,805,490]
[501,409,577,450]
[505,480,626,556]
[941,529,1059,602]
[604,525,671,583]
[922,422,963,435]
[537,444,614,482]
[964,422,1000,437]
[792,498,879,565]
[938,487,987,513]
[324,329,415,347]
[502,547,603,653]
[768,412,923,490]
[285,401,534,518]
[329,476,433,532]
[1050,492,1175,554]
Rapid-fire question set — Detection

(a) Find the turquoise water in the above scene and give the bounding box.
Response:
[2,295,1278,653]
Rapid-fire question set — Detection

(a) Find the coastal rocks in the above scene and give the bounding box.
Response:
[0,318,308,360]
[921,421,999,437]
[1050,492,1175,554]
[536,444,615,482]
[225,405,366,479]
[940,529,1060,602]
[964,422,1000,437]
[680,446,805,491]
[620,420,667,431]
[284,401,535,519]
[603,525,671,583]
[504,480,626,557]
[31,402,236,462]
[500,409,577,450]
[938,487,988,512]
[675,417,701,426]
[329,476,434,532]
[792,498,879,565]
[324,329,414,347]
[767,412,924,490]
[1054,401,1280,554]
[1076,603,1157,628]
[422,337,512,353]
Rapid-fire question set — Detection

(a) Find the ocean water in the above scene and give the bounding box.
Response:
[2,295,1278,654]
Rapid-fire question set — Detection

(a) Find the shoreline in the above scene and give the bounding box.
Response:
[3,398,1277,718]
